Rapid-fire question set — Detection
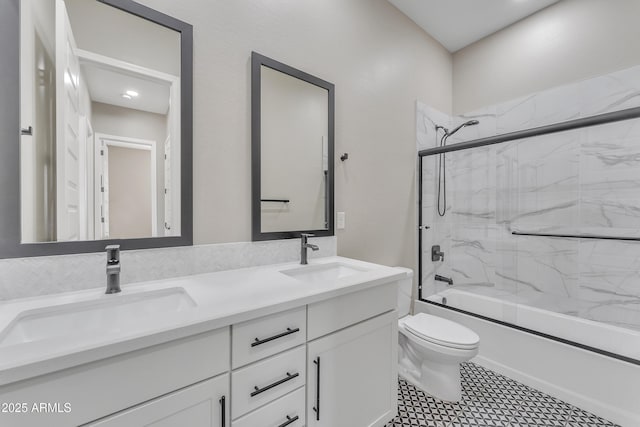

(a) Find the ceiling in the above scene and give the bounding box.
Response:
[388,0,560,52]
[81,62,171,115]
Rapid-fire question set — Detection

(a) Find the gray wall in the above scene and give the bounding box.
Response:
[134,0,453,272]
[453,0,640,114]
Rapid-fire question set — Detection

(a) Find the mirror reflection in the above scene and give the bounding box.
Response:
[20,0,181,243]
[260,65,330,233]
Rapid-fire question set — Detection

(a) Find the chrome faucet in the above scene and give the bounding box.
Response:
[105,245,121,294]
[300,233,319,265]
[435,274,453,286]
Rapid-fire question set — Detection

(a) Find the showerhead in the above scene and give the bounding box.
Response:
[434,118,480,218]
[446,119,479,137]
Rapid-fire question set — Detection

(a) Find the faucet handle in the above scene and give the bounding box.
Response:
[106,245,120,264]
[300,233,315,237]
[431,245,444,262]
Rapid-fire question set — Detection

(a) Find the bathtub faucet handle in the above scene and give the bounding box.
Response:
[432,245,445,262]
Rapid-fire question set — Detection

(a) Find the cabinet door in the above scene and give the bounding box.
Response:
[88,374,230,427]
[307,311,397,427]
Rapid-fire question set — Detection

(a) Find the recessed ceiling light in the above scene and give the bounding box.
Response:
[125,90,139,97]
[122,94,132,99]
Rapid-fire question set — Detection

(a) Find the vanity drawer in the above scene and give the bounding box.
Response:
[232,387,305,427]
[308,282,396,340]
[231,346,306,418]
[232,306,306,368]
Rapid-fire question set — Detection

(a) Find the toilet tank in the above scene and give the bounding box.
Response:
[394,267,414,318]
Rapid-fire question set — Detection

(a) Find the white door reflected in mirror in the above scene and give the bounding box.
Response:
[95,134,158,240]
[19,0,181,243]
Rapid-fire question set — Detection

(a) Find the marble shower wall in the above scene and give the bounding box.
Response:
[418,64,640,331]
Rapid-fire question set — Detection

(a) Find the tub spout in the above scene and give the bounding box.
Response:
[435,274,453,286]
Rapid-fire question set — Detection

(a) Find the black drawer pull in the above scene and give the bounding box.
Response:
[219,395,226,426]
[277,415,299,427]
[252,327,300,347]
[250,372,299,397]
[312,357,320,420]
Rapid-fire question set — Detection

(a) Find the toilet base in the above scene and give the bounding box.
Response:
[398,329,473,402]
[399,359,463,402]
[397,315,479,403]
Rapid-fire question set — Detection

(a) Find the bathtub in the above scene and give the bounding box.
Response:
[426,288,640,362]
[417,289,640,427]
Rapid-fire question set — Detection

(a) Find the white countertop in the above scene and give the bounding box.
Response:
[0,256,403,386]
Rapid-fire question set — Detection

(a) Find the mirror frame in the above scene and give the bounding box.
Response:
[0,0,193,258]
[251,52,335,241]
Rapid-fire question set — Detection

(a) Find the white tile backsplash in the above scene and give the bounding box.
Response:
[0,237,336,301]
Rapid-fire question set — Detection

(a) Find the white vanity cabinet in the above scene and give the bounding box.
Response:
[227,282,398,427]
[0,259,402,427]
[0,328,230,427]
[306,283,398,427]
[87,373,229,427]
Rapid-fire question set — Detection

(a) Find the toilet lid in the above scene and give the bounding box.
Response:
[404,313,479,350]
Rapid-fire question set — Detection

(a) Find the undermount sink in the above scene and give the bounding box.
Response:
[0,287,196,347]
[280,262,370,283]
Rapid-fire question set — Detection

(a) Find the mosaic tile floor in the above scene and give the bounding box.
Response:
[386,362,619,427]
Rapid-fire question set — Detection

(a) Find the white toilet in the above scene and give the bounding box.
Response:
[395,267,480,402]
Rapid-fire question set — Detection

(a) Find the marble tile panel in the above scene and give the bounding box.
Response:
[495,143,520,225]
[580,65,640,116]
[449,146,496,192]
[580,196,640,229]
[509,190,580,228]
[513,131,580,193]
[512,235,579,298]
[421,155,438,220]
[449,225,497,286]
[447,146,496,225]
[496,80,583,135]
[578,239,640,304]
[492,227,519,295]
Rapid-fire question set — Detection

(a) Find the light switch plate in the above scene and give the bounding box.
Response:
[337,212,346,229]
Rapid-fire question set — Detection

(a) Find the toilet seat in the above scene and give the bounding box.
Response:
[403,313,479,350]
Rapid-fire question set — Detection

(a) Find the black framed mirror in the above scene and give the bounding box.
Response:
[0,0,192,258]
[251,52,335,241]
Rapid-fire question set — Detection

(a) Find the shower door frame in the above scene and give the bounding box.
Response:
[417,105,640,366]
